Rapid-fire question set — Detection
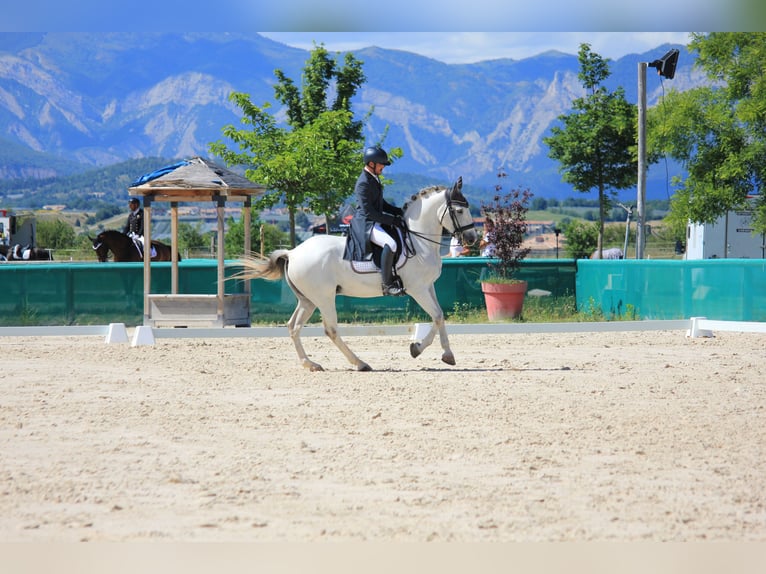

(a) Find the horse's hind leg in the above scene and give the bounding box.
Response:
[318,305,372,372]
[287,293,371,372]
[286,296,324,372]
[324,321,372,371]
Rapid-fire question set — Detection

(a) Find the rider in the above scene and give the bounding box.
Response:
[123,197,150,256]
[344,146,406,296]
[124,197,144,239]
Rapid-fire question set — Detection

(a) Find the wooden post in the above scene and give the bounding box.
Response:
[243,197,252,300]
[243,197,252,258]
[215,195,225,325]
[142,195,152,324]
[170,201,179,294]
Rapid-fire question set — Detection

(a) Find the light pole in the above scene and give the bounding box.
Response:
[617,202,633,257]
[636,48,679,259]
[637,61,647,259]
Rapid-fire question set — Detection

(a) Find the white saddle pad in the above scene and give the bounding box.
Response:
[350,251,406,274]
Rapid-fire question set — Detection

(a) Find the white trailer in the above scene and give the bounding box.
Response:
[0,210,37,247]
[685,209,766,259]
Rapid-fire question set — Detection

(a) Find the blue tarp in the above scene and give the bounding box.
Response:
[130,160,190,187]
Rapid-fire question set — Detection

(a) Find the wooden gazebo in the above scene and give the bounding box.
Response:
[128,157,266,328]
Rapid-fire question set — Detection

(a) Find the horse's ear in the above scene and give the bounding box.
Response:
[450,176,464,201]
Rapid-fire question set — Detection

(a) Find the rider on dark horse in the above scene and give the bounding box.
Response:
[123,197,155,258]
[343,146,407,296]
[124,197,144,235]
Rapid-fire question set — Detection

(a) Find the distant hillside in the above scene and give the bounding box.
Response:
[0,32,705,207]
[0,136,86,179]
[0,157,177,210]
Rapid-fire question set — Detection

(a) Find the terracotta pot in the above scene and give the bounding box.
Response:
[481,280,528,321]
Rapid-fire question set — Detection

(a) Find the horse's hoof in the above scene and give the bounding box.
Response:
[357,363,372,372]
[410,342,422,359]
[441,352,456,366]
[306,363,324,372]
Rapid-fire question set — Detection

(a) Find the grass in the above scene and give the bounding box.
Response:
[0,292,637,328]
[445,294,639,324]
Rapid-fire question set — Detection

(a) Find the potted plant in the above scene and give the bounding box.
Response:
[479,174,533,320]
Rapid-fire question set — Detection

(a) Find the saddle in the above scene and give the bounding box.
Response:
[129,234,157,258]
[350,225,406,274]
[11,244,31,260]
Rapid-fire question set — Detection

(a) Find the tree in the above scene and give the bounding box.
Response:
[224,213,289,258]
[544,44,639,258]
[563,220,599,259]
[36,219,76,249]
[177,222,209,256]
[209,44,367,247]
[647,33,766,234]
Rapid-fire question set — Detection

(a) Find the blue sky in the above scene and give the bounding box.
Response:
[258,32,693,64]
[3,1,761,35]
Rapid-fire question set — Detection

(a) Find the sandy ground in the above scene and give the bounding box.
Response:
[1,327,765,542]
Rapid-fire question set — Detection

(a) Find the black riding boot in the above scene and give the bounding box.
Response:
[380,245,405,296]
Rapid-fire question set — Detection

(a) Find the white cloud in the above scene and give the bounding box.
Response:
[258,32,693,64]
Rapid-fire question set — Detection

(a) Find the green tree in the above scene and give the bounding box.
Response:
[36,219,76,249]
[274,44,366,140]
[177,222,209,255]
[224,212,290,258]
[209,44,367,247]
[647,33,766,234]
[544,44,639,258]
[563,220,599,259]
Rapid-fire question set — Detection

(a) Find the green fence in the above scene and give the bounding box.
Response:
[3,257,765,326]
[576,259,766,321]
[0,258,577,326]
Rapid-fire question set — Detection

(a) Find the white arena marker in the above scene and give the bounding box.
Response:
[131,325,156,346]
[411,322,430,341]
[687,316,714,338]
[105,323,129,344]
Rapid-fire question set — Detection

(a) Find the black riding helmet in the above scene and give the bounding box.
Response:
[363,146,391,166]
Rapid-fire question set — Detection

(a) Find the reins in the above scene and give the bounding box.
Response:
[397,188,473,265]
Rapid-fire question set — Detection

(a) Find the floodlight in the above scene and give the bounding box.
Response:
[649,48,679,80]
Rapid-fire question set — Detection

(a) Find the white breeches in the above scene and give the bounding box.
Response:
[370,223,397,251]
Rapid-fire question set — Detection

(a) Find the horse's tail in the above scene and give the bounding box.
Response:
[236,250,289,281]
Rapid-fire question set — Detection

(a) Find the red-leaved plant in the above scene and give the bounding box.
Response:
[480,171,533,282]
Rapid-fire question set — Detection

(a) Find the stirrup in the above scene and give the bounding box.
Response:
[382,278,406,297]
[382,284,405,296]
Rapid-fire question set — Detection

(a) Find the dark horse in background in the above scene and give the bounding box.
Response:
[91,230,176,262]
[0,244,53,261]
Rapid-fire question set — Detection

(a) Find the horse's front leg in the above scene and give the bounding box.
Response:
[407,285,455,365]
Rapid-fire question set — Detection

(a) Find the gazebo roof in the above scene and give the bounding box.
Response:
[129,156,265,200]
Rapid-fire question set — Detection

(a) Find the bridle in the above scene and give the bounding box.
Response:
[401,188,475,258]
[92,236,109,262]
[440,191,474,241]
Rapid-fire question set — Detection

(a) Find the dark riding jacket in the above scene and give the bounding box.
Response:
[343,169,403,260]
[123,208,144,236]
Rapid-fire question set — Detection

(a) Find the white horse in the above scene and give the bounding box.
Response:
[239,177,478,371]
[590,247,624,259]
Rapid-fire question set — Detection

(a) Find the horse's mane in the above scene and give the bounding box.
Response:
[402,185,447,215]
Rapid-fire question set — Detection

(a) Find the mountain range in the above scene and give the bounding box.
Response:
[0,32,707,205]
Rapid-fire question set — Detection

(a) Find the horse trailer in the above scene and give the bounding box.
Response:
[0,210,36,248]
[685,208,766,260]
